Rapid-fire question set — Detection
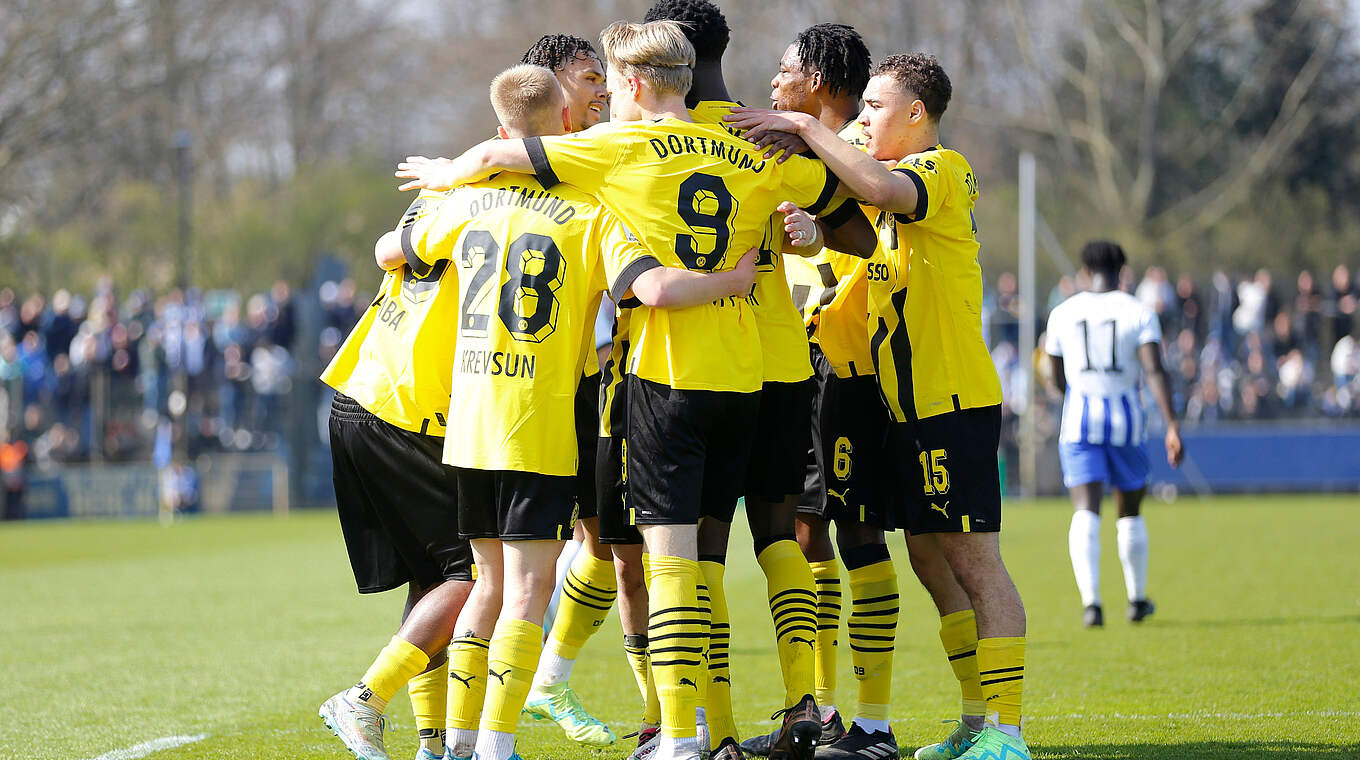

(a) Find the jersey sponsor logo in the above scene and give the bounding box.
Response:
[646,134,768,174]
[457,348,536,379]
[866,262,891,282]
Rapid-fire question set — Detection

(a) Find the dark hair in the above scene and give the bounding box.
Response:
[794,24,871,100]
[643,0,729,63]
[1080,240,1128,278]
[872,53,951,119]
[521,34,598,71]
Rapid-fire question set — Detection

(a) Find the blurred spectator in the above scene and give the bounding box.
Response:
[1174,273,1204,341]
[0,277,322,467]
[1233,269,1271,339]
[1,428,26,519]
[1136,265,1175,329]
[1294,270,1323,354]
[1327,265,1355,346]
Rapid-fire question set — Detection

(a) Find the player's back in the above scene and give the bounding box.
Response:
[1046,289,1161,446]
[527,117,842,393]
[409,173,608,477]
[320,190,457,436]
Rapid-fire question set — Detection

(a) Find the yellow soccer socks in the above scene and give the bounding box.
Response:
[623,633,661,727]
[476,618,544,759]
[537,552,618,687]
[977,636,1026,730]
[408,658,448,756]
[940,609,987,727]
[447,634,490,755]
[845,546,897,729]
[700,558,736,747]
[808,558,842,710]
[351,636,431,713]
[756,538,819,708]
[647,554,704,755]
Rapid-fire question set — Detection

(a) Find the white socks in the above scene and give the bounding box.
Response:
[853,717,891,735]
[532,647,574,688]
[1117,515,1149,602]
[450,728,478,758]
[1068,510,1102,607]
[472,728,515,760]
[658,732,700,760]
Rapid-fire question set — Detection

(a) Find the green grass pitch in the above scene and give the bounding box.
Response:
[3,495,1358,759]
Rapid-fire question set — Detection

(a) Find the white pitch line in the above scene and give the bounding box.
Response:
[1030,710,1360,721]
[86,733,208,760]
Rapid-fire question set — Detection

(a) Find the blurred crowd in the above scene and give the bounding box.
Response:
[0,277,365,482]
[1,261,1357,515]
[989,263,1360,431]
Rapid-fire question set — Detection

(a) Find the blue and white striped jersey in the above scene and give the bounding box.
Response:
[1045,290,1162,446]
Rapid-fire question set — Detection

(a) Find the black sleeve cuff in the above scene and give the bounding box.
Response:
[804,169,840,216]
[891,167,929,224]
[610,256,662,301]
[524,137,560,188]
[399,199,431,277]
[819,198,859,229]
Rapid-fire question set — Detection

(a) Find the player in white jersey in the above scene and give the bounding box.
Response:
[1044,241,1184,627]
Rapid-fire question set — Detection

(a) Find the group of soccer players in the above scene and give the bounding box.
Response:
[318,3,1034,760]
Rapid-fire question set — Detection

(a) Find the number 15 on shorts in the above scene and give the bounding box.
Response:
[919,449,949,496]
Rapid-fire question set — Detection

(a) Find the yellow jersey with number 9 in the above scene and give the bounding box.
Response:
[867,145,1001,421]
[524,118,842,393]
[690,99,815,384]
[320,190,458,435]
[408,173,624,476]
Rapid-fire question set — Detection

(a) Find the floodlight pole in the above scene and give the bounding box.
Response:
[1018,151,1038,499]
[174,130,192,291]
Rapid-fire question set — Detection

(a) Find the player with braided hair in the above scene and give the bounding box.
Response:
[521,34,609,132]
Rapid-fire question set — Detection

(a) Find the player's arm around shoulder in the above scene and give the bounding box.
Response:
[396,138,532,193]
[725,107,922,215]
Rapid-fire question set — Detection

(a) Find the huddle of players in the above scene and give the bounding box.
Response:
[318,3,1033,760]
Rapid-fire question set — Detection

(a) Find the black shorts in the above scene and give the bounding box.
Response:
[575,373,601,521]
[745,378,816,504]
[328,393,473,593]
[596,434,641,545]
[798,347,830,516]
[890,404,1003,534]
[818,371,898,529]
[626,376,760,526]
[455,468,579,541]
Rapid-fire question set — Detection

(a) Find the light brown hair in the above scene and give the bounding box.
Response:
[600,20,695,96]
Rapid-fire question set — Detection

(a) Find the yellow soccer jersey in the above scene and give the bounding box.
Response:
[690,100,812,383]
[524,117,842,393]
[406,173,620,477]
[320,190,458,435]
[866,146,1002,421]
[784,120,878,378]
